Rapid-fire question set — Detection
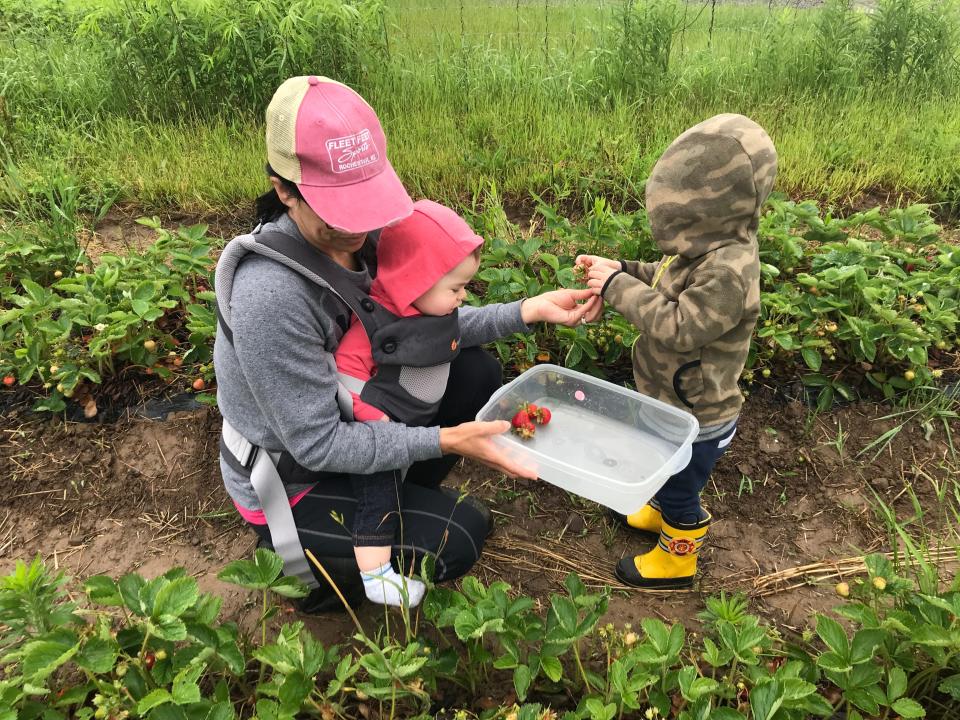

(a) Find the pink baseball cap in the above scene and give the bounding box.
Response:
[266,76,413,233]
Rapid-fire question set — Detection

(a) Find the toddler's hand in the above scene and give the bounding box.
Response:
[586,263,619,296]
[574,255,620,274]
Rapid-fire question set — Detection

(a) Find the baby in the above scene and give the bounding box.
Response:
[334,200,483,606]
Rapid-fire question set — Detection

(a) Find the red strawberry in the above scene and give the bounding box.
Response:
[511,409,531,429]
[536,407,552,425]
[2,376,14,387]
[905,263,915,272]
[143,652,156,670]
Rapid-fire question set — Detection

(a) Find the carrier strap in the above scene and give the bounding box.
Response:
[221,418,320,589]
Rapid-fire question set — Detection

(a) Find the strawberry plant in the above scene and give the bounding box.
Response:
[468,196,957,407]
[0,551,957,718]
[754,201,958,405]
[0,218,218,413]
[470,196,643,376]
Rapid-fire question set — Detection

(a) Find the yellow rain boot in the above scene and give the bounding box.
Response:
[615,512,710,589]
[609,499,662,540]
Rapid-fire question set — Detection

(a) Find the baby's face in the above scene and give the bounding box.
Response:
[412,253,480,316]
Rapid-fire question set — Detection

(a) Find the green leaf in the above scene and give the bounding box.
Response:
[818,650,852,673]
[815,615,850,656]
[780,677,816,701]
[550,596,579,633]
[137,688,173,714]
[850,629,884,665]
[801,347,822,371]
[21,682,50,696]
[773,332,797,350]
[75,637,118,674]
[21,278,47,304]
[453,611,504,640]
[912,626,954,647]
[584,698,616,720]
[938,674,960,701]
[254,645,294,675]
[641,617,670,652]
[891,698,926,718]
[205,702,235,720]
[153,577,199,619]
[119,573,146,614]
[801,692,836,717]
[269,575,310,599]
[540,654,562,682]
[666,622,684,658]
[22,638,79,681]
[817,385,835,412]
[53,683,93,707]
[172,663,203,705]
[887,667,908,702]
[278,671,312,713]
[540,253,560,272]
[217,549,284,590]
[750,680,784,720]
[152,616,188,642]
[83,575,123,606]
[709,710,746,720]
[906,345,927,366]
[513,665,532,702]
[846,687,880,715]
[133,282,156,302]
[802,373,829,387]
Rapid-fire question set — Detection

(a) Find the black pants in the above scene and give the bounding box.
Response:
[350,469,403,547]
[250,347,502,599]
[654,423,737,524]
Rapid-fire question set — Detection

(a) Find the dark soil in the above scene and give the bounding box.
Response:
[1,386,955,647]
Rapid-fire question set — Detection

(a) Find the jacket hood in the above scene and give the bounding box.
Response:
[370,200,483,316]
[645,114,778,259]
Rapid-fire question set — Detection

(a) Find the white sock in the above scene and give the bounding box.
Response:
[360,562,426,608]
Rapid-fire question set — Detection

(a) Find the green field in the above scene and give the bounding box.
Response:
[1,0,959,215]
[3,4,960,719]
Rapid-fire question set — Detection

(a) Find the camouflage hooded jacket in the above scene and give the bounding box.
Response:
[602,114,778,427]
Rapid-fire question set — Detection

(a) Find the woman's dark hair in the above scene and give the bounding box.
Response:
[254,164,304,224]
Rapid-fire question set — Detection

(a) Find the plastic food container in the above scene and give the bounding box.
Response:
[476,364,699,514]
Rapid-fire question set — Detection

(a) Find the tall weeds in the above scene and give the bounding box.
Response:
[867,0,959,87]
[85,0,385,119]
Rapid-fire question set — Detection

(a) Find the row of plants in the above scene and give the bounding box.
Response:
[0,548,957,719]
[0,176,217,414]
[1,180,958,413]
[473,195,959,409]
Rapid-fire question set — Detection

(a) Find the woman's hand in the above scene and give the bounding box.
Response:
[440,421,538,479]
[521,288,600,327]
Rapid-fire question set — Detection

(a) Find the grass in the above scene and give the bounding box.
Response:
[12,81,960,218]
[1,0,959,216]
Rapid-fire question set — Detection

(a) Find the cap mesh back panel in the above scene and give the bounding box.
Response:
[266,77,308,183]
